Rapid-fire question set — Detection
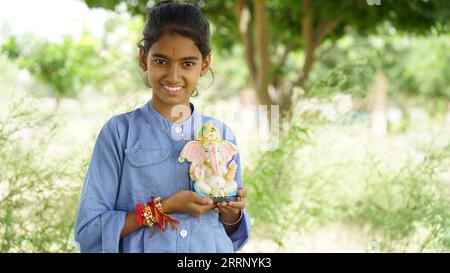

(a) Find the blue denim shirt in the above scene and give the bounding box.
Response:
[74,100,250,253]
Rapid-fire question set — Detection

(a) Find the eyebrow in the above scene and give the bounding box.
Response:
[151,53,199,61]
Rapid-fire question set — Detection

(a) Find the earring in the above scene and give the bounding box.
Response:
[142,71,151,88]
[191,87,199,97]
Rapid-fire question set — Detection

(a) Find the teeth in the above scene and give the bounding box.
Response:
[163,85,183,92]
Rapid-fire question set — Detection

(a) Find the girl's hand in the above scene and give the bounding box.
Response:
[162,190,215,217]
[215,188,247,220]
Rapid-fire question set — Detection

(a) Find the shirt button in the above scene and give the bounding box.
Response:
[174,126,183,133]
[179,229,188,238]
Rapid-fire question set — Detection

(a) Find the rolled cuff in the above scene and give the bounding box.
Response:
[101,210,127,253]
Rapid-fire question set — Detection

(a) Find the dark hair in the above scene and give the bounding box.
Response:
[139,0,211,59]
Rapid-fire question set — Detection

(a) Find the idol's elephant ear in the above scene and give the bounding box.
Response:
[220,140,239,163]
[178,141,204,163]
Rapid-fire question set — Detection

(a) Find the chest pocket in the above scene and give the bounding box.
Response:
[125,148,172,196]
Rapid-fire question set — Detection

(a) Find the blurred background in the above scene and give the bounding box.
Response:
[0,0,449,252]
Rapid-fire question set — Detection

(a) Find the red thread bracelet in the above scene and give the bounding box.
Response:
[135,196,179,237]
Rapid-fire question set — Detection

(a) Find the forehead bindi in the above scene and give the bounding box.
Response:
[149,33,202,61]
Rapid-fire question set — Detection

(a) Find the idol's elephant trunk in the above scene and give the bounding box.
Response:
[210,147,221,176]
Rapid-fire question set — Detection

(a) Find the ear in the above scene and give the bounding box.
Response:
[200,53,211,77]
[178,141,204,163]
[220,141,239,163]
[138,46,148,71]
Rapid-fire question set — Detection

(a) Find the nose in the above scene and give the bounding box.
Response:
[166,64,181,83]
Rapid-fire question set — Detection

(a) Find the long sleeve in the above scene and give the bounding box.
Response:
[74,117,126,253]
[224,126,251,252]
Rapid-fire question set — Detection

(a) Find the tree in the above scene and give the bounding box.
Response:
[1,34,103,107]
[83,0,450,117]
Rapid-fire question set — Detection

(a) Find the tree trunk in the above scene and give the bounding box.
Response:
[446,100,450,125]
[55,96,61,111]
[280,0,315,118]
[369,71,388,137]
[237,0,341,120]
[236,0,277,142]
[253,0,272,107]
[281,0,340,119]
[298,0,315,89]
[235,0,256,92]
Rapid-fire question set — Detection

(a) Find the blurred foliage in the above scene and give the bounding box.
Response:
[1,34,103,102]
[84,0,450,103]
[244,124,310,245]
[85,0,450,53]
[396,34,450,100]
[2,1,448,104]
[245,117,450,252]
[0,0,449,253]
[0,101,86,252]
[95,12,144,95]
[200,45,249,101]
[308,31,450,101]
[347,139,450,252]
[0,11,145,101]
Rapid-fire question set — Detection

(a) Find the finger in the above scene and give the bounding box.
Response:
[220,202,241,213]
[203,203,217,210]
[215,201,225,209]
[192,193,213,205]
[192,203,216,214]
[217,199,245,211]
[237,188,247,198]
[216,206,226,213]
[217,208,227,214]
[218,206,234,214]
[227,200,246,210]
[202,205,217,215]
[219,207,241,217]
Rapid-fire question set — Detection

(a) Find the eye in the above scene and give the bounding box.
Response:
[153,59,167,66]
[182,61,195,68]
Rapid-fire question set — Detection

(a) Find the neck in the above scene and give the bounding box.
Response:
[151,99,192,123]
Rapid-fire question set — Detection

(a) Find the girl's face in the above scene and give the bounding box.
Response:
[139,33,210,115]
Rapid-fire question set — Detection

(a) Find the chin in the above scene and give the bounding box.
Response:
[154,91,189,105]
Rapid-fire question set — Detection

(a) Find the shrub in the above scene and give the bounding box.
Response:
[0,100,86,252]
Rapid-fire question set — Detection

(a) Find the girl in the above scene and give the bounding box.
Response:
[74,0,250,253]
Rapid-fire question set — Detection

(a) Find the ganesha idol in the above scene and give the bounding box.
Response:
[178,123,239,202]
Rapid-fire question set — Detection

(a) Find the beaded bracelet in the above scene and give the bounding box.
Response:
[135,196,179,237]
[219,210,243,226]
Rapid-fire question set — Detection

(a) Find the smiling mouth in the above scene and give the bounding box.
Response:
[162,84,184,93]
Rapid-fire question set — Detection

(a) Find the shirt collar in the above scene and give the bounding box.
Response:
[140,99,203,136]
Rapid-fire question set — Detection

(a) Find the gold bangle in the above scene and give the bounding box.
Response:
[142,203,155,227]
[219,210,243,226]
